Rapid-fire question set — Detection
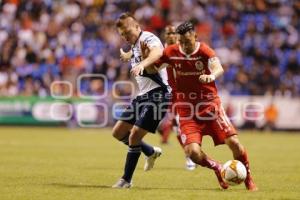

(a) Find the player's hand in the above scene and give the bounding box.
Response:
[199,74,216,83]
[140,41,150,59]
[120,48,132,62]
[131,64,145,76]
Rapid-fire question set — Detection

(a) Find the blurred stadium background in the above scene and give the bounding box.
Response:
[0,1,300,199]
[0,0,299,130]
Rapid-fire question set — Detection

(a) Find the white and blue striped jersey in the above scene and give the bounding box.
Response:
[130,31,169,96]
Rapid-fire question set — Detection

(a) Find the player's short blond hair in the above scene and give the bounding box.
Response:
[115,12,137,28]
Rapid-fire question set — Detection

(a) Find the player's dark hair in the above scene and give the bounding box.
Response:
[176,21,194,35]
[116,12,136,28]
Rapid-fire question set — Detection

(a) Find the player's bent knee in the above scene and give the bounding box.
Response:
[128,129,147,145]
[184,145,201,160]
[188,149,203,162]
[112,128,119,139]
[226,135,244,152]
[112,121,132,140]
[128,134,142,146]
[112,126,123,140]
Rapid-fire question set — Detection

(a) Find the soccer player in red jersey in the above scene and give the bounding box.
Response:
[135,21,258,191]
[157,25,196,170]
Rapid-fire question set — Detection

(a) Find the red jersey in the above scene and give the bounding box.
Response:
[157,42,220,116]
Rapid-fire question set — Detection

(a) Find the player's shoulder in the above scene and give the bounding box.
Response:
[199,42,216,57]
[142,31,156,36]
[199,42,213,51]
[164,44,179,55]
[141,31,155,38]
[141,31,160,41]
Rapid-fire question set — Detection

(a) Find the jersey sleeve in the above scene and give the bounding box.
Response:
[143,34,163,49]
[154,48,170,68]
[200,42,216,58]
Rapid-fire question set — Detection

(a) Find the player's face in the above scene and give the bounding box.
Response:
[164,26,177,45]
[179,30,197,53]
[117,19,140,44]
[118,26,135,44]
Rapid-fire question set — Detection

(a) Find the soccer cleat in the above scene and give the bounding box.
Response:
[214,163,229,189]
[245,175,258,191]
[144,146,162,171]
[112,178,132,189]
[185,157,196,171]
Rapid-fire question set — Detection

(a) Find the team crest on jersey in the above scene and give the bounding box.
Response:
[195,61,204,71]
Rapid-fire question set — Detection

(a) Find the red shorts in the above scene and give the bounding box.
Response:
[178,104,237,146]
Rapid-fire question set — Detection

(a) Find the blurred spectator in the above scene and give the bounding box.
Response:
[0,0,298,98]
[264,102,278,131]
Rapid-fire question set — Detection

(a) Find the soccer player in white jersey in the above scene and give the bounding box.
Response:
[111,13,170,188]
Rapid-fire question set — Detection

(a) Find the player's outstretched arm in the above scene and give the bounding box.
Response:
[199,57,224,83]
[131,45,163,76]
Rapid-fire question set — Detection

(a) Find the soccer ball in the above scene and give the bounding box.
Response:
[221,160,247,186]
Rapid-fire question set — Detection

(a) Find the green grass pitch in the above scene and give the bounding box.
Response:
[0,127,300,200]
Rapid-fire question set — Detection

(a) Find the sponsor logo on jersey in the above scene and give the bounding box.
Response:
[177,71,202,76]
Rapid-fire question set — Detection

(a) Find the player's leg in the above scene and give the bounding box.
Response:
[113,118,163,188]
[112,126,149,188]
[225,135,258,191]
[138,88,170,171]
[112,101,135,144]
[113,94,166,188]
[112,120,156,157]
[178,134,196,171]
[175,126,196,170]
[135,101,165,171]
[112,100,158,157]
[212,105,258,191]
[157,113,173,144]
[179,118,228,189]
[112,120,132,141]
[174,114,196,170]
[121,126,148,185]
[183,142,228,189]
